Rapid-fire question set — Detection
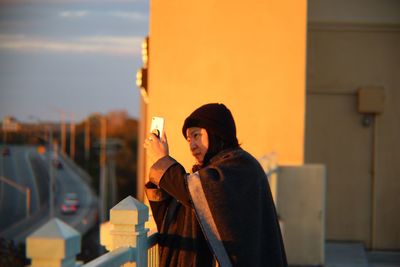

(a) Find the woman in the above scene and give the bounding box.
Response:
[144,103,287,267]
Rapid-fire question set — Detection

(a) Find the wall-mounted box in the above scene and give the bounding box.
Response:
[358,87,385,114]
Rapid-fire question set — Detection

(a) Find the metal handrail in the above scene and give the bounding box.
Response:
[0,176,31,218]
[82,231,159,267]
[265,167,279,177]
[83,247,136,267]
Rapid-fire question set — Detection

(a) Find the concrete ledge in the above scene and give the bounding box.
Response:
[325,242,368,267]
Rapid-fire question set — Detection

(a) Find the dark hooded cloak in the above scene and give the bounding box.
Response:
[145,103,287,267]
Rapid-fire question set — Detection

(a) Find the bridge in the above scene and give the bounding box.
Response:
[0,144,98,244]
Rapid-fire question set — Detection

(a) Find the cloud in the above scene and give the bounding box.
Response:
[109,11,147,21]
[0,34,143,56]
[59,10,89,18]
[0,0,145,4]
[58,10,147,22]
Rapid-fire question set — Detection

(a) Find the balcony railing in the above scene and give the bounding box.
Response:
[26,196,159,267]
[25,154,279,267]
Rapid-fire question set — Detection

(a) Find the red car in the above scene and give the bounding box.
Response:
[61,201,78,215]
[60,193,80,214]
[64,193,80,207]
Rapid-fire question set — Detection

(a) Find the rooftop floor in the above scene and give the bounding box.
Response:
[325,242,400,267]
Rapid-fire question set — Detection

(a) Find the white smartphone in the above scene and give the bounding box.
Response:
[150,116,164,139]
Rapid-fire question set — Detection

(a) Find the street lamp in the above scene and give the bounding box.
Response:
[28,115,57,218]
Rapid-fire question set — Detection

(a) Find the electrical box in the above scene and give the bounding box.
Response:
[358,87,385,114]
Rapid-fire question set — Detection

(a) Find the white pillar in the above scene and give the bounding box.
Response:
[100,196,149,267]
[26,218,81,267]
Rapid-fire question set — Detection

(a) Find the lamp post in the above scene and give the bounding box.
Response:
[70,113,76,161]
[61,111,66,155]
[99,116,107,224]
[85,117,90,161]
[48,125,55,218]
[28,115,56,219]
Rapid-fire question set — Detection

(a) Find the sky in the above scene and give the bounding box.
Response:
[0,0,149,123]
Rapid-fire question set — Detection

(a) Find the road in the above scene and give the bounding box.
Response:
[0,144,97,243]
[54,152,98,233]
[0,145,40,230]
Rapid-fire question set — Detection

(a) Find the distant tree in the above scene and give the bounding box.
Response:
[73,116,138,200]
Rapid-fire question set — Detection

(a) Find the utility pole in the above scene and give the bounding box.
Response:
[107,140,121,208]
[48,126,54,218]
[27,115,57,218]
[61,111,66,155]
[99,116,107,223]
[70,113,75,160]
[85,117,90,161]
[108,156,117,207]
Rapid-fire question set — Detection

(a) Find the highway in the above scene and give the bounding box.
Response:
[0,145,98,243]
[0,146,40,230]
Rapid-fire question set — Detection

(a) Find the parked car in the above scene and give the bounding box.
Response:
[52,159,63,169]
[2,146,10,156]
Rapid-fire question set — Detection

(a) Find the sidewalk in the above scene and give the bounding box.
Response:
[325,242,400,267]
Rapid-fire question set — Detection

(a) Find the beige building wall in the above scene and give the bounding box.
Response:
[146,0,307,171]
[140,0,400,252]
[306,0,400,250]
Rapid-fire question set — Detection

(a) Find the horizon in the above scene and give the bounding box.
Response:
[0,0,148,123]
[1,108,139,124]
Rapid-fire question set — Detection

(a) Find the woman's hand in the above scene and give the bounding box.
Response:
[144,130,169,164]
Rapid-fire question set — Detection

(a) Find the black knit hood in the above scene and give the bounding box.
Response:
[182,103,238,147]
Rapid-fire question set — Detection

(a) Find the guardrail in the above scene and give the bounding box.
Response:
[258,152,279,203]
[26,196,159,267]
[0,176,31,218]
[25,153,279,267]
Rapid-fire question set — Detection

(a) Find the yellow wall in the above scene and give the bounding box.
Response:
[147,0,307,170]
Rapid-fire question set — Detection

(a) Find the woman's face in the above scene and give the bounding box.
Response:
[186,127,209,165]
